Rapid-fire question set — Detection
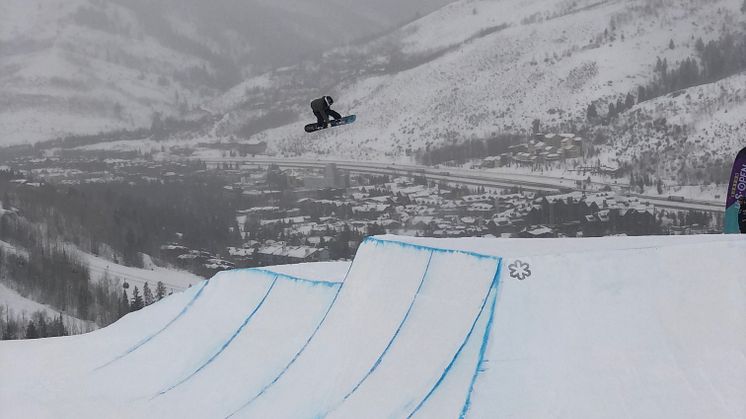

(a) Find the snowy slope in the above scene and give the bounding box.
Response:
[0,283,96,333]
[0,0,212,145]
[0,0,449,146]
[614,71,746,179]
[84,251,202,293]
[213,0,743,168]
[2,234,744,418]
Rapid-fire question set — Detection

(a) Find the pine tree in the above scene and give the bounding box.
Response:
[532,119,541,134]
[143,282,154,306]
[695,37,705,52]
[586,103,598,120]
[53,314,68,337]
[616,98,625,114]
[669,39,675,49]
[625,93,635,110]
[118,289,130,317]
[37,315,48,338]
[155,281,167,301]
[77,284,91,320]
[4,316,20,340]
[130,286,144,311]
[25,321,39,339]
[637,86,646,103]
[49,315,60,337]
[608,102,617,118]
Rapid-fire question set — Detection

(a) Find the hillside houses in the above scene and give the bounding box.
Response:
[138,162,710,273]
[481,133,586,168]
[1,151,722,287]
[254,244,330,266]
[524,192,658,237]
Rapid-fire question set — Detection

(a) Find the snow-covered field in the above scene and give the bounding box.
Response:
[2,234,744,418]
[84,251,202,293]
[0,283,96,333]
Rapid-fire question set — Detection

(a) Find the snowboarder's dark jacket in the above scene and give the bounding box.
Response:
[310,97,341,126]
[739,203,746,233]
[310,97,332,113]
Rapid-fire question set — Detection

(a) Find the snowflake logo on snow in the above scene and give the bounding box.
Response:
[508,260,531,280]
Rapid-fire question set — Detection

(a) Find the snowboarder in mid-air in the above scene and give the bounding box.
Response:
[305,96,356,133]
[739,196,746,233]
[310,96,342,129]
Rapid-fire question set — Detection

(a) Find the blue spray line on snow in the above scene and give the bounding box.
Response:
[241,267,343,288]
[364,236,501,261]
[94,280,210,371]
[459,261,502,419]
[225,261,355,418]
[325,250,435,414]
[155,275,280,397]
[226,238,500,418]
[406,258,503,418]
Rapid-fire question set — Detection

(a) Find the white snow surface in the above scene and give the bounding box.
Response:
[1,234,745,418]
[84,251,202,293]
[260,261,351,283]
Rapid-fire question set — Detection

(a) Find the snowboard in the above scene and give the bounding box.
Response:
[724,146,746,233]
[304,115,356,133]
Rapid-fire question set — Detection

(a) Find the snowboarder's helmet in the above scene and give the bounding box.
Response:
[325,96,334,106]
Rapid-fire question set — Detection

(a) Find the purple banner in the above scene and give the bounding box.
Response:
[726,147,746,208]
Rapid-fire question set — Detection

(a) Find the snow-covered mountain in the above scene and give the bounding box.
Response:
[0,0,451,146]
[213,0,744,176]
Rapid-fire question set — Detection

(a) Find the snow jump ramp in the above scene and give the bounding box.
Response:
[1,234,744,418]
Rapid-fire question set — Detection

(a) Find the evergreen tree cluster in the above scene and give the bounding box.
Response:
[638,33,746,103]
[603,92,637,119]
[585,31,746,124]
[0,172,241,269]
[628,172,658,194]
[118,281,169,318]
[0,214,120,325]
[1,310,70,341]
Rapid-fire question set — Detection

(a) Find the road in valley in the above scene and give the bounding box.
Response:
[202,157,724,213]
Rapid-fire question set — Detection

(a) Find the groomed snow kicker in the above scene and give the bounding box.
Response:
[1,235,745,419]
[229,237,502,419]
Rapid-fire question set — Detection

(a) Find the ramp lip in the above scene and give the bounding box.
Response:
[249,267,343,287]
[371,235,746,260]
[364,236,502,261]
